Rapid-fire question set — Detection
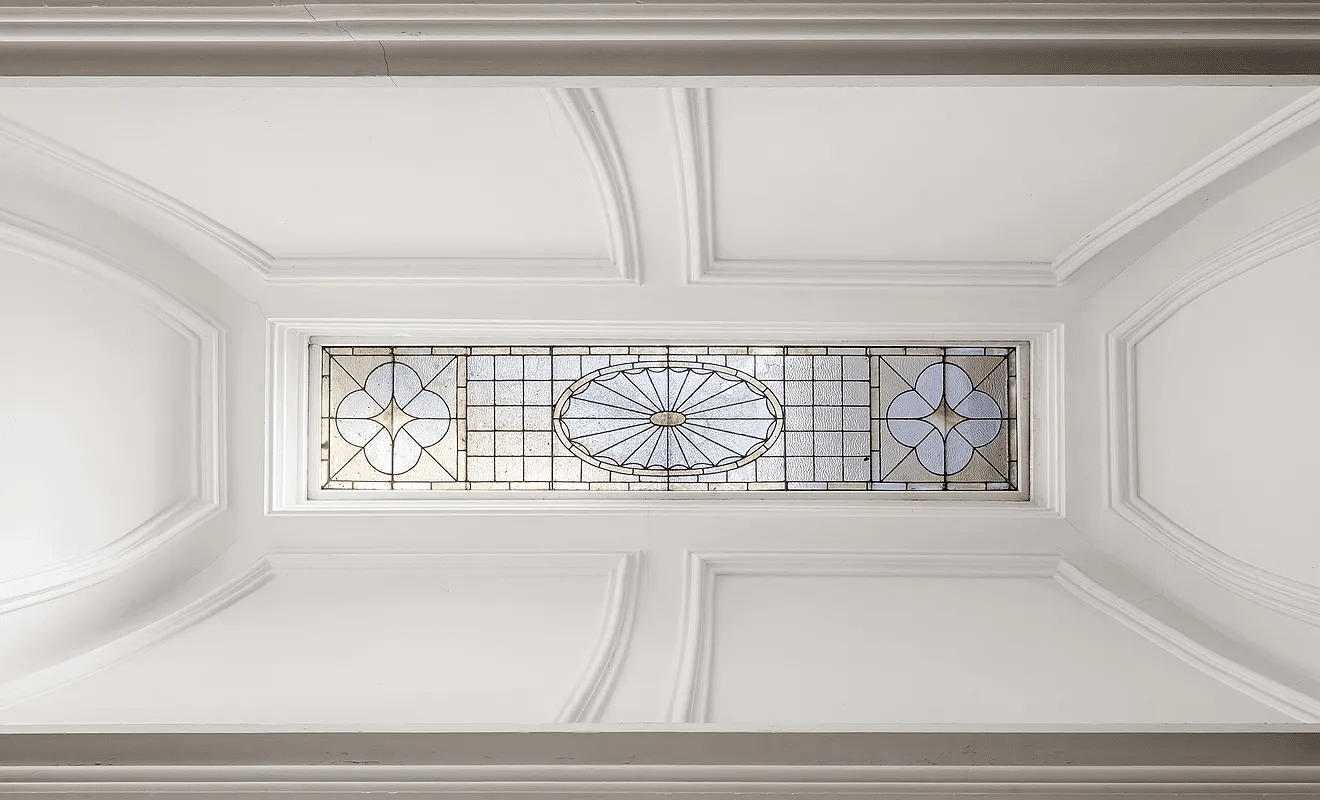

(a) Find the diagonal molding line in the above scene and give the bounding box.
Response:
[1054,86,1320,283]
[667,551,1320,724]
[1106,200,1320,625]
[0,97,633,286]
[0,560,273,711]
[1054,562,1320,723]
[0,212,226,614]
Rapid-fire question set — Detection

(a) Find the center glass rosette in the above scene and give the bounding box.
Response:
[553,361,783,476]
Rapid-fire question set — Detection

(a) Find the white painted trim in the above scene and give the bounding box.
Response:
[3,2,1320,42]
[666,551,1061,723]
[0,213,225,613]
[0,560,271,711]
[1106,201,1320,624]
[669,87,1059,287]
[1053,86,1320,282]
[557,551,642,723]
[267,319,1062,517]
[550,88,641,283]
[266,550,639,723]
[665,551,1320,724]
[0,91,636,286]
[1053,561,1320,722]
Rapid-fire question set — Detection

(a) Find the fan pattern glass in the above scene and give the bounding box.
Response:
[554,363,781,476]
[320,345,1020,492]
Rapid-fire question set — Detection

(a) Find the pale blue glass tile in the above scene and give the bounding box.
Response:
[495,355,523,380]
[813,405,842,431]
[813,380,842,405]
[814,355,843,381]
[467,355,494,380]
[467,380,494,405]
[785,431,813,455]
[842,355,869,381]
[843,381,870,406]
[843,406,870,431]
[786,456,813,481]
[785,406,814,431]
[525,356,552,380]
[843,456,870,482]
[494,381,523,405]
[785,355,812,380]
[784,381,813,405]
[525,381,553,406]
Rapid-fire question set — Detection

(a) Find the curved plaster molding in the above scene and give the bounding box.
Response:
[1106,201,1320,625]
[0,559,271,711]
[667,551,1320,723]
[556,551,642,723]
[0,551,641,719]
[1054,86,1320,282]
[0,93,637,286]
[549,88,641,283]
[0,212,225,614]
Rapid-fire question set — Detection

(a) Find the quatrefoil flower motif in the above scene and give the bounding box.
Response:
[887,363,1001,476]
[335,362,452,475]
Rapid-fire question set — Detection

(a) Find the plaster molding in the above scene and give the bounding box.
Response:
[1053,86,1320,282]
[0,212,225,614]
[266,550,640,723]
[0,91,636,286]
[557,550,642,723]
[1106,201,1320,624]
[3,2,1320,42]
[667,551,1320,724]
[0,560,272,711]
[669,88,1055,287]
[1053,561,1320,723]
[666,551,1061,723]
[267,318,1062,517]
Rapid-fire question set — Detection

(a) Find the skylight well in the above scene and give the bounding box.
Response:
[319,344,1024,493]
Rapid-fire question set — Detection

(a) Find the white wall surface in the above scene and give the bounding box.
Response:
[0,567,613,724]
[706,575,1283,723]
[0,249,192,584]
[1137,239,1320,587]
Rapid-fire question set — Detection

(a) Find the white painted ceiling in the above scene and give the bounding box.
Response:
[0,85,1304,268]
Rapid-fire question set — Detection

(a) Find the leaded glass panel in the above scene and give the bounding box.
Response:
[319,345,1021,492]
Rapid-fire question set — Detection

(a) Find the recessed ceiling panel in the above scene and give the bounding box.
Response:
[709,86,1308,264]
[0,88,611,260]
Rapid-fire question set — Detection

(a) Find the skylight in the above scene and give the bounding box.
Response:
[319,345,1021,492]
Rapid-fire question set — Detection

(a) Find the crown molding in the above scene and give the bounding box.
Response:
[0,212,225,614]
[3,3,1320,79]
[668,551,1320,724]
[1106,200,1320,625]
[266,318,1062,517]
[0,89,637,286]
[2,729,1320,797]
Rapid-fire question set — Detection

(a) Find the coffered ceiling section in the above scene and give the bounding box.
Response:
[695,86,1310,283]
[0,87,620,281]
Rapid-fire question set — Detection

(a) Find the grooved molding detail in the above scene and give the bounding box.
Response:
[0,89,639,286]
[0,552,640,721]
[267,318,1062,516]
[0,560,270,711]
[1106,200,1320,625]
[670,87,1320,287]
[0,212,225,614]
[667,552,1320,723]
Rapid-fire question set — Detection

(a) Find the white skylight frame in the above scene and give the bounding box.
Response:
[267,319,1062,517]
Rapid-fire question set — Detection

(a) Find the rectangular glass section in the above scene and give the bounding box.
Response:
[319,345,1021,493]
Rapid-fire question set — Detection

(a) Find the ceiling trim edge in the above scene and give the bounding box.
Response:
[1107,199,1320,625]
[0,212,226,614]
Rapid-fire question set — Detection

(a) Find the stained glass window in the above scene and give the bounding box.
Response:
[319,345,1021,492]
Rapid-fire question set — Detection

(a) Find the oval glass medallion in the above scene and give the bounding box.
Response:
[553,361,783,476]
